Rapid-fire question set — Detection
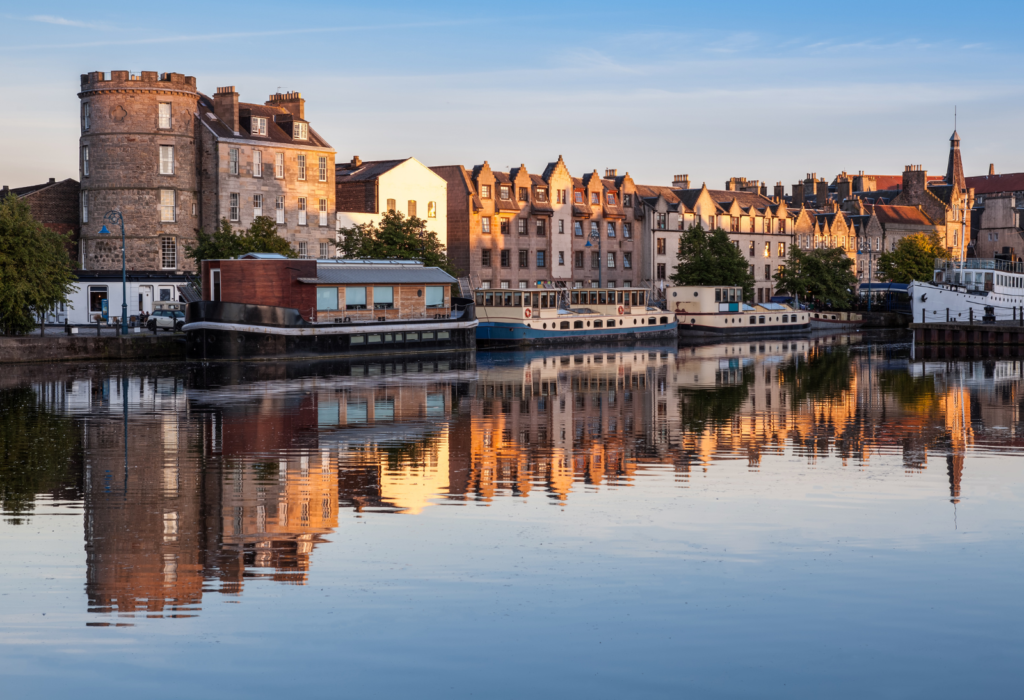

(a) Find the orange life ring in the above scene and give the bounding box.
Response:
[524,308,532,318]
[617,305,624,315]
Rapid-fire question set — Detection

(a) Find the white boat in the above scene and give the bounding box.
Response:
[668,285,811,338]
[910,258,1024,324]
[809,311,862,331]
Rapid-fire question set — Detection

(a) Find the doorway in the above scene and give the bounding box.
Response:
[139,286,154,314]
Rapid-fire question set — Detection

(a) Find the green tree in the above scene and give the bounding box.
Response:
[670,223,754,298]
[773,246,857,309]
[876,232,950,283]
[0,193,77,335]
[185,216,297,265]
[336,210,458,277]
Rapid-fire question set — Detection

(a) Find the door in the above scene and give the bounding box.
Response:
[139,286,153,314]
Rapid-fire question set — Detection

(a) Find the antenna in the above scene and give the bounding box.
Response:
[955,105,957,130]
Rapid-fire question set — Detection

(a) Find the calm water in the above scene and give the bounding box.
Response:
[1,335,1023,698]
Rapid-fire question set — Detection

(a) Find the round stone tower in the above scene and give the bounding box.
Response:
[78,70,199,272]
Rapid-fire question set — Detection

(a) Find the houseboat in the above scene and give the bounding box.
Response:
[474,287,677,347]
[910,258,1024,323]
[809,311,863,331]
[668,286,810,340]
[183,255,477,360]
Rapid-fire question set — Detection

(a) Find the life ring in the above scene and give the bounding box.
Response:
[617,305,624,315]
[524,308,532,318]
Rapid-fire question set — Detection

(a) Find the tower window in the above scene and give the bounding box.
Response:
[158,103,171,129]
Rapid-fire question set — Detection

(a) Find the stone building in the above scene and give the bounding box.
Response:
[335,156,447,246]
[78,70,200,272]
[844,203,944,282]
[965,168,1024,260]
[1,177,80,259]
[198,88,336,261]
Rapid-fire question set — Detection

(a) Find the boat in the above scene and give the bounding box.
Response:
[808,311,863,331]
[473,287,677,347]
[667,285,811,339]
[909,258,1024,324]
[183,255,477,360]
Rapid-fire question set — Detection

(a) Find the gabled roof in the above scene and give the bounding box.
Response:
[8,178,76,198]
[197,94,332,148]
[335,159,407,183]
[872,204,938,227]
[430,165,483,210]
[965,172,1024,195]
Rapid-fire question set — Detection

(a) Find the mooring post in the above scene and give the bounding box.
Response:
[970,307,974,325]
[922,307,926,324]
[946,308,950,322]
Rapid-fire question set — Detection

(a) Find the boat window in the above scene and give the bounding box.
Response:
[630,291,637,306]
[504,292,513,306]
[574,321,584,329]
[350,335,365,344]
[425,286,445,308]
[560,321,570,330]
[373,287,394,310]
[649,317,657,325]
[317,287,338,311]
[782,315,788,322]
[615,291,622,304]
[368,334,382,343]
[514,292,522,307]
[590,291,598,305]
[572,291,580,305]
[476,292,484,306]
[750,316,756,325]
[540,294,548,309]
[345,287,367,310]
[437,331,450,340]
[422,331,435,340]
[594,320,603,328]
[715,289,722,302]
[758,316,765,324]
[599,291,607,304]
[484,292,494,306]
[660,317,668,324]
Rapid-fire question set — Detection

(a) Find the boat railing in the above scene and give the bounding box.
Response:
[935,258,1024,273]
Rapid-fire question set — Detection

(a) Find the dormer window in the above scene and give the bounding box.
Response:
[606,192,617,206]
[251,117,267,136]
[623,194,633,207]
[590,192,600,205]
[480,185,491,199]
[518,187,528,202]
[535,188,548,203]
[293,122,308,140]
[500,185,511,200]
[574,191,584,204]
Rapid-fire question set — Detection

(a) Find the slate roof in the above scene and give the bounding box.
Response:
[335,159,407,183]
[197,94,332,148]
[965,172,1024,195]
[300,262,456,285]
[872,204,938,226]
[430,165,483,210]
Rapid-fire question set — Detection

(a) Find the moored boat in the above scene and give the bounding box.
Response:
[910,257,1024,324]
[474,287,677,347]
[668,285,811,339]
[809,311,863,330]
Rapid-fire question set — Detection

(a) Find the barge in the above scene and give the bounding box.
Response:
[668,285,811,340]
[474,287,677,348]
[184,255,476,361]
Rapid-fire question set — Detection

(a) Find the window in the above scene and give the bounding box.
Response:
[81,192,89,223]
[293,122,308,140]
[500,281,510,289]
[778,242,786,257]
[657,238,666,255]
[558,251,565,266]
[230,193,239,221]
[319,156,327,182]
[607,192,617,206]
[297,155,306,180]
[518,281,528,289]
[519,250,529,268]
[591,251,600,270]
[607,252,616,268]
[500,185,511,200]
[253,194,263,218]
[374,287,394,309]
[656,263,666,280]
[764,242,771,257]
[656,213,667,229]
[81,102,90,131]
[778,264,785,277]
[482,249,492,267]
[749,265,755,277]
[536,250,546,268]
[558,219,564,234]
[319,198,328,226]
[591,222,599,237]
[501,250,511,268]
[574,221,583,236]
[623,222,632,238]
[160,190,175,222]
[425,286,444,308]
[482,216,491,233]
[481,184,491,199]
[161,237,176,269]
[607,222,616,237]
[158,146,174,175]
[89,286,107,313]
[81,145,90,177]
[252,150,262,177]
[535,188,548,202]
[875,237,880,251]
[387,199,397,213]
[590,192,600,205]
[500,219,510,235]
[251,116,267,136]
[536,220,546,236]
[211,269,221,301]
[428,201,437,218]
[229,148,239,175]
[345,287,367,310]
[518,187,529,202]
[320,242,331,259]
[518,219,527,235]
[556,189,566,204]
[298,242,308,259]
[779,220,786,234]
[158,103,171,129]
[765,219,773,234]
[276,195,285,224]
[763,264,770,280]
[298,197,307,225]
[317,287,338,310]
[623,252,632,269]
[275,153,284,178]
[574,251,584,269]
[750,218,756,233]
[574,191,583,204]
[749,241,755,256]
[730,217,739,233]
[624,194,633,207]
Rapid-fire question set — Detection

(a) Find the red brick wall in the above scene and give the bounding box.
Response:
[21,179,81,261]
[202,259,317,320]
[336,180,376,214]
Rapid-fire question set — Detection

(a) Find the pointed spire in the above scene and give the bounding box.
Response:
[945,130,966,192]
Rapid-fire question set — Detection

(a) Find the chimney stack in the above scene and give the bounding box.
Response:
[989,163,995,176]
[774,182,785,200]
[672,174,690,188]
[213,86,240,133]
[605,168,617,178]
[266,91,305,120]
[349,156,362,169]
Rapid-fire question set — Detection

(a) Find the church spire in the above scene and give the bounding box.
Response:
[945,129,966,193]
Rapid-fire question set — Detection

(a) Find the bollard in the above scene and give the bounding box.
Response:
[922,307,926,324]
[946,308,950,322]
[64,318,70,336]
[970,307,974,325]
[96,320,101,337]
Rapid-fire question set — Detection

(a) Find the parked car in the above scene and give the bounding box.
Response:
[147,309,185,332]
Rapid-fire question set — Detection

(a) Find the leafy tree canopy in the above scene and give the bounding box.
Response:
[336,211,458,277]
[0,193,77,335]
[876,232,950,284]
[773,245,857,309]
[185,216,298,265]
[669,223,754,298]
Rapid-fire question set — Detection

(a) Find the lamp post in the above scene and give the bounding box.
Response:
[99,211,128,335]
[585,228,601,287]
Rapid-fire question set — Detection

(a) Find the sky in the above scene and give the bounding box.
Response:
[2,0,1023,191]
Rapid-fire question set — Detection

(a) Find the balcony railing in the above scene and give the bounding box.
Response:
[935,258,1024,273]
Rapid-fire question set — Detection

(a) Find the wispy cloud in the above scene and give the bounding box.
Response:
[26,15,112,30]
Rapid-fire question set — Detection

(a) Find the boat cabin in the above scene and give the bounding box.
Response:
[668,286,746,314]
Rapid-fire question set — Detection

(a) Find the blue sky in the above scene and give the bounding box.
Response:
[2,0,1022,191]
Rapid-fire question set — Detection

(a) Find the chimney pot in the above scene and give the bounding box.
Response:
[989,163,995,176]
[48,177,55,184]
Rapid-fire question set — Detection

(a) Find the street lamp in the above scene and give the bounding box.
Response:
[585,228,601,287]
[98,210,128,335]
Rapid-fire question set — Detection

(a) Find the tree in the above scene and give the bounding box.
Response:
[876,232,950,284]
[185,216,297,265]
[773,246,857,309]
[336,210,458,277]
[0,193,77,335]
[670,223,754,298]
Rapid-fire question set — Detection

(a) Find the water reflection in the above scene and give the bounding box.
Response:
[1,337,1022,622]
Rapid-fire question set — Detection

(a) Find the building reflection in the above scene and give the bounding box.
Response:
[7,345,1020,621]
